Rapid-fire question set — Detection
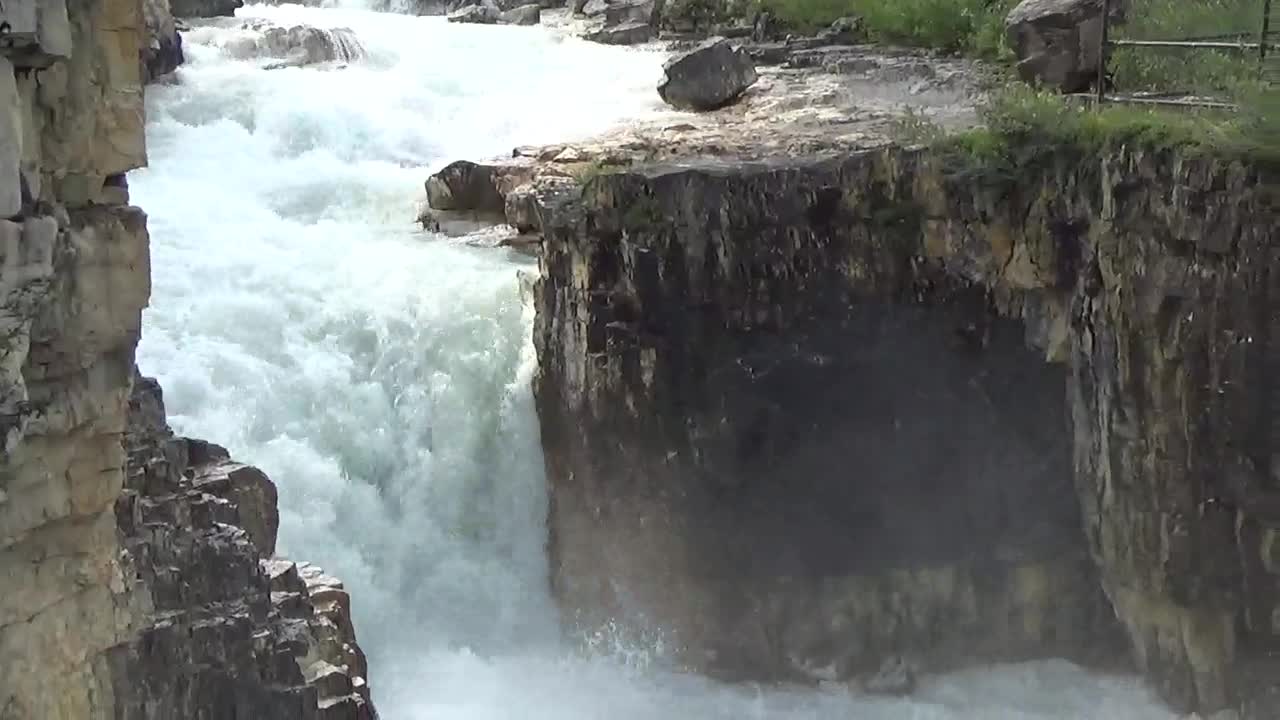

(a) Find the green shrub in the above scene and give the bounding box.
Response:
[748,0,1017,56]
[939,84,1280,179]
[1108,0,1264,96]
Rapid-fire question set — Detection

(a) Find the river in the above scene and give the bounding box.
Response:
[132,3,1177,718]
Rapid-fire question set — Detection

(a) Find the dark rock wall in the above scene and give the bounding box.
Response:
[112,375,377,720]
[533,146,1280,713]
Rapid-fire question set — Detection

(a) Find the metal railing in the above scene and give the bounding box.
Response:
[1093,0,1276,108]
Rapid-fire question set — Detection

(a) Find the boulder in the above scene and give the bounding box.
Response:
[260,25,365,67]
[603,0,659,26]
[1005,0,1127,93]
[425,160,507,212]
[143,0,185,83]
[447,3,502,23]
[657,37,758,111]
[218,22,365,68]
[170,0,243,17]
[585,22,654,45]
[500,4,542,25]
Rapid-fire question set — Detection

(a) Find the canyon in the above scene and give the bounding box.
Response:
[3,0,1276,718]
[1,0,372,717]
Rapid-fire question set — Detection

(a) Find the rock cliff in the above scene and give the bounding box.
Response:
[1,0,374,717]
[531,143,1279,715]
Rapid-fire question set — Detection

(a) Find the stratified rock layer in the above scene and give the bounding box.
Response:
[115,376,376,719]
[532,145,1279,715]
[1,0,376,717]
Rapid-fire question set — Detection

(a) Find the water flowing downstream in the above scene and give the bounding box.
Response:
[133,4,1177,717]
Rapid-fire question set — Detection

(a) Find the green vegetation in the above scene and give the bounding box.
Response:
[1109,0,1270,96]
[663,0,1278,164]
[754,0,1018,56]
[930,85,1280,183]
[866,0,1280,166]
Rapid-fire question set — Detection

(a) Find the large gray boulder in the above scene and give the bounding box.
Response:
[585,21,653,45]
[500,3,542,24]
[657,37,758,111]
[1005,0,1127,93]
[447,2,502,23]
[219,22,365,68]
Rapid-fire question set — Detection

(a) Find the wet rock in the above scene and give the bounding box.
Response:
[1005,0,1126,93]
[504,176,579,234]
[425,160,537,213]
[585,21,654,45]
[657,37,758,111]
[448,2,502,23]
[533,140,1278,716]
[500,4,542,25]
[170,0,243,17]
[601,0,659,26]
[581,0,660,44]
[222,24,367,68]
[143,0,184,83]
[116,376,378,719]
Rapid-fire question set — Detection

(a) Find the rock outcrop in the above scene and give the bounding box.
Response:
[213,20,366,68]
[143,0,184,82]
[446,0,544,26]
[170,0,242,18]
[117,376,376,719]
[1,0,376,717]
[500,4,541,25]
[658,37,758,110]
[1005,0,1127,93]
[584,22,654,45]
[577,0,662,45]
[447,3,503,24]
[530,141,1280,718]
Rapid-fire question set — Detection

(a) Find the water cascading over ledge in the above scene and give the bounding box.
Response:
[531,146,1280,716]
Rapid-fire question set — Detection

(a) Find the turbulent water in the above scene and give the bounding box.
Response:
[133,4,1177,718]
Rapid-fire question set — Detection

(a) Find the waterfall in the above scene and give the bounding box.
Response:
[132,4,1178,718]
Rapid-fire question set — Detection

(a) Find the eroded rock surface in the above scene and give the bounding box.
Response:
[143,0,185,82]
[529,140,1280,718]
[1,0,377,716]
[116,376,376,719]
[196,19,366,68]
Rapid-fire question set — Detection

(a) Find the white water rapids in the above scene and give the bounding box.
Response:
[133,4,1178,718]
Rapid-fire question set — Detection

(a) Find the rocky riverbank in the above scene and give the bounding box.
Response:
[1,0,376,717]
[420,22,1279,720]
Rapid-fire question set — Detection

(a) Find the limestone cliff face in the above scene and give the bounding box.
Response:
[533,145,1279,714]
[1,1,373,718]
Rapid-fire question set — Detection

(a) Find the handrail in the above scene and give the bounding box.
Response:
[1095,0,1274,107]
